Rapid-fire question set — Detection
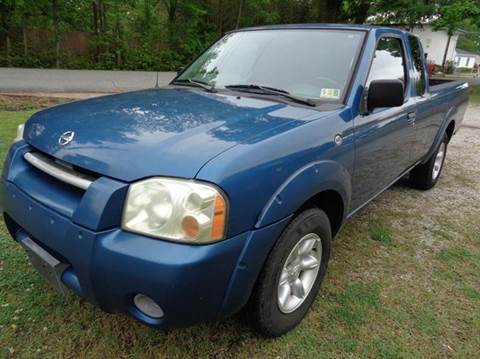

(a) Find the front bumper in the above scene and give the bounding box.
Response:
[1,162,290,328]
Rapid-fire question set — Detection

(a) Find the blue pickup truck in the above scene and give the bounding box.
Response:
[1,24,468,336]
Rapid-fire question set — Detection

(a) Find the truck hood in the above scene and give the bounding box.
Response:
[24,88,323,182]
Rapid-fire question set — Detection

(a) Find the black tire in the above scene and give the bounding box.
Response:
[409,134,448,190]
[246,208,331,337]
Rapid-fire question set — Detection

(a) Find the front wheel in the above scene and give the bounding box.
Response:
[246,208,331,337]
[409,134,448,190]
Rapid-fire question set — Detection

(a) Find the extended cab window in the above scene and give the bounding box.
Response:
[408,35,427,95]
[366,37,406,89]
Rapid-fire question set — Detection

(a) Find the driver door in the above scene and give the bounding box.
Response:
[351,36,416,209]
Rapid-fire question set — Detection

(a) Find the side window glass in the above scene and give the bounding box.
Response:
[366,37,406,89]
[408,35,427,95]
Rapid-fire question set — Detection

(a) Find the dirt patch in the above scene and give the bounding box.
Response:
[0,94,71,111]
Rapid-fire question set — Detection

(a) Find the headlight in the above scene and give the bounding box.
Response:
[122,178,227,243]
[13,124,25,143]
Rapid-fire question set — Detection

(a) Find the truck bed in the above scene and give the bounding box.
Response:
[429,77,468,92]
[427,77,469,133]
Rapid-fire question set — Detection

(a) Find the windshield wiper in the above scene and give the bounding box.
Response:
[225,84,316,107]
[172,78,217,93]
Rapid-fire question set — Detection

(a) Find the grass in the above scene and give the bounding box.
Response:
[469,84,480,104]
[432,229,451,240]
[436,247,475,262]
[368,222,393,245]
[0,96,479,358]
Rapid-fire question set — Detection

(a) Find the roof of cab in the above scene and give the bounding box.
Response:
[232,23,407,34]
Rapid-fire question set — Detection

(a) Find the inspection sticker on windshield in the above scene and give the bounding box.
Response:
[320,88,341,99]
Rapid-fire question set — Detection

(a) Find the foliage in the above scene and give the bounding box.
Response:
[431,0,480,35]
[1,0,480,70]
[456,20,480,52]
[368,0,436,28]
[444,60,455,74]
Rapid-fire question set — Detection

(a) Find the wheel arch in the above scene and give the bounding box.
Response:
[255,160,351,238]
[445,119,455,142]
[421,106,456,164]
[220,162,351,318]
[296,190,345,238]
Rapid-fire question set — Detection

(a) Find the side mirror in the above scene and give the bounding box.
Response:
[367,79,404,112]
[176,67,185,75]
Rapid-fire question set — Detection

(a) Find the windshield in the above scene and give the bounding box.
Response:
[177,29,365,102]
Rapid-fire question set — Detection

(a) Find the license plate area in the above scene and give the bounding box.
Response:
[20,236,69,295]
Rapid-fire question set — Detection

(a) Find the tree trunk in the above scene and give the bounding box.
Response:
[52,0,60,68]
[442,33,452,69]
[101,1,108,55]
[92,1,98,34]
[92,0,102,63]
[101,0,107,32]
[352,1,370,24]
[23,26,28,58]
[1,1,12,66]
[216,0,224,33]
[166,0,177,23]
[6,34,11,67]
[115,12,122,68]
[164,0,177,46]
[235,0,245,29]
[317,0,342,23]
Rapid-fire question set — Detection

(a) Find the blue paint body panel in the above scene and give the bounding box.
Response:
[1,175,289,327]
[24,89,320,182]
[0,24,469,328]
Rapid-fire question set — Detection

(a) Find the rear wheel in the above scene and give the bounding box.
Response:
[409,134,448,190]
[246,208,331,337]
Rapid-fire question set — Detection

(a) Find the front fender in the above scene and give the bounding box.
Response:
[255,160,351,228]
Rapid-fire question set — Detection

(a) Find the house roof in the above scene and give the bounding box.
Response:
[455,48,480,57]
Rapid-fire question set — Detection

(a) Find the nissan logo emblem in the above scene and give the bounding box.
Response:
[58,131,75,146]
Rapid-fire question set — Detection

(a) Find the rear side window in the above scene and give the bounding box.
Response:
[366,37,406,89]
[408,35,427,95]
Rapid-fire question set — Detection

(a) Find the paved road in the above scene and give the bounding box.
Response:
[2,67,480,95]
[443,74,480,86]
[0,68,176,93]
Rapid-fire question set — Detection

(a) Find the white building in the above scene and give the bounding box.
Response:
[454,49,479,68]
[408,26,463,66]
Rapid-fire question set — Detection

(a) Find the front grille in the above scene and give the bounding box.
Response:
[23,152,97,190]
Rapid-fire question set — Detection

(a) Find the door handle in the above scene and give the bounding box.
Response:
[407,112,416,125]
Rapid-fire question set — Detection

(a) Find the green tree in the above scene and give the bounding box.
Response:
[0,0,17,66]
[457,21,480,53]
[2,0,480,71]
[432,0,480,66]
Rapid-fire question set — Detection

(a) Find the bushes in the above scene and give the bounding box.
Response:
[444,60,455,74]
[1,45,193,71]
